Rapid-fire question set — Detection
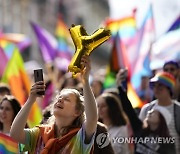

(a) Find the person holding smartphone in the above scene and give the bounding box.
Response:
[10,55,98,154]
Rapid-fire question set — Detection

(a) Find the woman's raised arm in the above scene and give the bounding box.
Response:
[81,55,98,142]
[10,81,45,144]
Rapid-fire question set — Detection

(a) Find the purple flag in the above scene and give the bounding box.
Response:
[31,22,58,63]
[0,47,8,76]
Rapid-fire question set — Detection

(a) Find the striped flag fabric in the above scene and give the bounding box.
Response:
[104,15,137,89]
[55,17,73,59]
[0,40,16,59]
[104,32,144,108]
[0,46,8,77]
[0,133,18,154]
[0,33,31,52]
[150,29,180,70]
[104,32,128,88]
[1,49,42,127]
[127,83,144,108]
[130,4,155,90]
[103,5,155,107]
[104,16,137,45]
[1,48,30,104]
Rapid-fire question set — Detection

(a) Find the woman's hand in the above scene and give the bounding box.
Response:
[80,55,91,84]
[29,81,45,103]
[116,69,128,86]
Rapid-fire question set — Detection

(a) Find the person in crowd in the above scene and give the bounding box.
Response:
[0,83,11,101]
[136,76,153,103]
[136,71,180,154]
[97,92,130,154]
[0,95,21,135]
[0,95,28,153]
[10,55,98,154]
[41,62,67,110]
[40,90,114,154]
[60,72,79,90]
[116,69,176,154]
[94,121,115,154]
[91,77,104,98]
[163,60,180,101]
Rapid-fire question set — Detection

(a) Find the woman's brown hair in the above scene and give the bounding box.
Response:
[47,88,85,136]
[98,93,127,126]
[0,95,21,130]
[142,111,171,137]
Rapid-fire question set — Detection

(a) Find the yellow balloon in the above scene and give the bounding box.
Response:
[68,24,111,77]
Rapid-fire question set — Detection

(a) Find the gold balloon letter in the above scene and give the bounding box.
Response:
[68,24,111,77]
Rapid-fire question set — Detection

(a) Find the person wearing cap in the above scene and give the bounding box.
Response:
[139,71,180,154]
[163,60,180,102]
[115,70,176,154]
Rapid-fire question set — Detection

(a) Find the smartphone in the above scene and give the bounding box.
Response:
[34,69,45,95]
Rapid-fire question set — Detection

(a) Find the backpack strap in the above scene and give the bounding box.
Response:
[174,101,180,136]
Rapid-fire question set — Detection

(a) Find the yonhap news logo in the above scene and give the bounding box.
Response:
[96,133,110,148]
[112,137,175,144]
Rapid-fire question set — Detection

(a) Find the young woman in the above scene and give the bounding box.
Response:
[0,95,21,135]
[10,55,98,154]
[97,93,130,154]
[116,69,176,154]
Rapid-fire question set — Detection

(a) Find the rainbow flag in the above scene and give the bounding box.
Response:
[127,83,144,108]
[1,49,42,127]
[104,16,136,44]
[0,46,8,77]
[0,33,31,52]
[104,15,137,87]
[104,32,129,88]
[104,32,144,108]
[0,133,18,154]
[55,17,73,60]
[0,40,16,59]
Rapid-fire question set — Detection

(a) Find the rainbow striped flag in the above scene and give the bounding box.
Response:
[55,17,73,60]
[104,32,144,108]
[127,83,144,108]
[104,16,136,44]
[0,46,8,77]
[0,133,18,154]
[0,40,16,59]
[104,15,137,88]
[0,33,31,52]
[1,49,42,127]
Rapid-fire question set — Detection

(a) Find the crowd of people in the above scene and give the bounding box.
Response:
[0,56,180,153]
